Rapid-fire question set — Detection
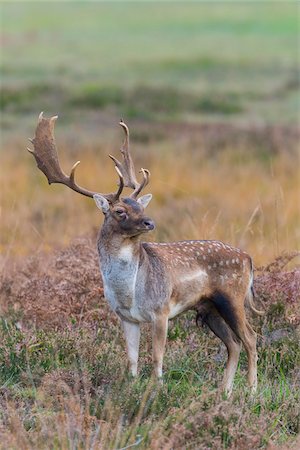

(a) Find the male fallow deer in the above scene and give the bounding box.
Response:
[28,112,262,395]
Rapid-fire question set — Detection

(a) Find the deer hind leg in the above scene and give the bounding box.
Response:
[240,321,258,393]
[197,301,241,396]
[122,320,140,377]
[152,315,168,380]
[211,292,258,393]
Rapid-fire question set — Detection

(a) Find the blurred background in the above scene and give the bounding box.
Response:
[1,1,299,264]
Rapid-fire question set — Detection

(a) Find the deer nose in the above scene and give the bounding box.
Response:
[143,218,155,230]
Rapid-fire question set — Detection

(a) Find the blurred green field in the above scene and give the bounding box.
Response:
[1,2,299,127]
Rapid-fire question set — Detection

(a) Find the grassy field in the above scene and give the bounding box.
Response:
[1,2,299,127]
[0,2,300,449]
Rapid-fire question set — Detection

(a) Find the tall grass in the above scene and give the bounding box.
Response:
[1,118,299,266]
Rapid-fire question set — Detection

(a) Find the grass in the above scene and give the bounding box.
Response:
[0,239,299,449]
[1,2,300,448]
[0,301,299,449]
[1,2,299,125]
[1,125,299,264]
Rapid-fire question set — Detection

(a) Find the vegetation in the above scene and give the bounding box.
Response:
[1,2,299,449]
[0,240,299,449]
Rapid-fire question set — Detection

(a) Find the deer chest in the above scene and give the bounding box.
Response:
[99,246,143,317]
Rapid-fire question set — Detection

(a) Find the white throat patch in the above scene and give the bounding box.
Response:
[118,245,134,262]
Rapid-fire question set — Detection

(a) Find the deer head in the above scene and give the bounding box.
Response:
[27,112,155,236]
[94,194,154,238]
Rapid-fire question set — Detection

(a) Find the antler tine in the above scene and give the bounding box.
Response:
[27,113,118,201]
[131,168,150,199]
[108,120,150,198]
[108,120,138,189]
[113,166,125,201]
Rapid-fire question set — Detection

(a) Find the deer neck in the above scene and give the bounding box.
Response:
[97,227,142,311]
[98,226,141,263]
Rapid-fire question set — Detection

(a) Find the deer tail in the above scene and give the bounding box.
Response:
[246,259,264,316]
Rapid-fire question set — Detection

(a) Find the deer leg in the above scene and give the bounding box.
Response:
[211,292,258,393]
[239,321,258,393]
[152,315,168,379]
[197,302,241,396]
[122,320,140,377]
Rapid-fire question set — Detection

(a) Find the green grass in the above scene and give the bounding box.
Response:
[1,2,299,126]
[0,311,299,449]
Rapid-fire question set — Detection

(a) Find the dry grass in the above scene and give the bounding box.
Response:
[1,118,299,267]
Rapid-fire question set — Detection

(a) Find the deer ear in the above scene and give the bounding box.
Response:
[137,193,152,209]
[93,194,110,214]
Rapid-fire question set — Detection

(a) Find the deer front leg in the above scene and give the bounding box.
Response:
[152,315,168,379]
[122,320,140,377]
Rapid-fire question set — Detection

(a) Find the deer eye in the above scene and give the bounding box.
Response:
[115,208,127,219]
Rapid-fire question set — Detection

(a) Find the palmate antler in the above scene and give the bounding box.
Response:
[27,112,150,203]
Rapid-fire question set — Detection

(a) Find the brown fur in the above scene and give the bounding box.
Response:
[29,114,260,395]
[95,197,259,395]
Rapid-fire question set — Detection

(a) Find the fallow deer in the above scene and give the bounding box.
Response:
[28,112,262,396]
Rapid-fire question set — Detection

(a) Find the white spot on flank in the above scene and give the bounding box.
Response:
[180,269,208,284]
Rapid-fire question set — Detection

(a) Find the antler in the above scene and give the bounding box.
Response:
[27,113,149,203]
[109,120,150,199]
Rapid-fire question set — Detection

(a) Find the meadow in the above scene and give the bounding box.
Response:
[0,2,299,449]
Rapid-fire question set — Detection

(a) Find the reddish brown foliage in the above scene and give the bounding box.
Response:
[254,251,300,326]
[0,239,299,329]
[0,237,113,330]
